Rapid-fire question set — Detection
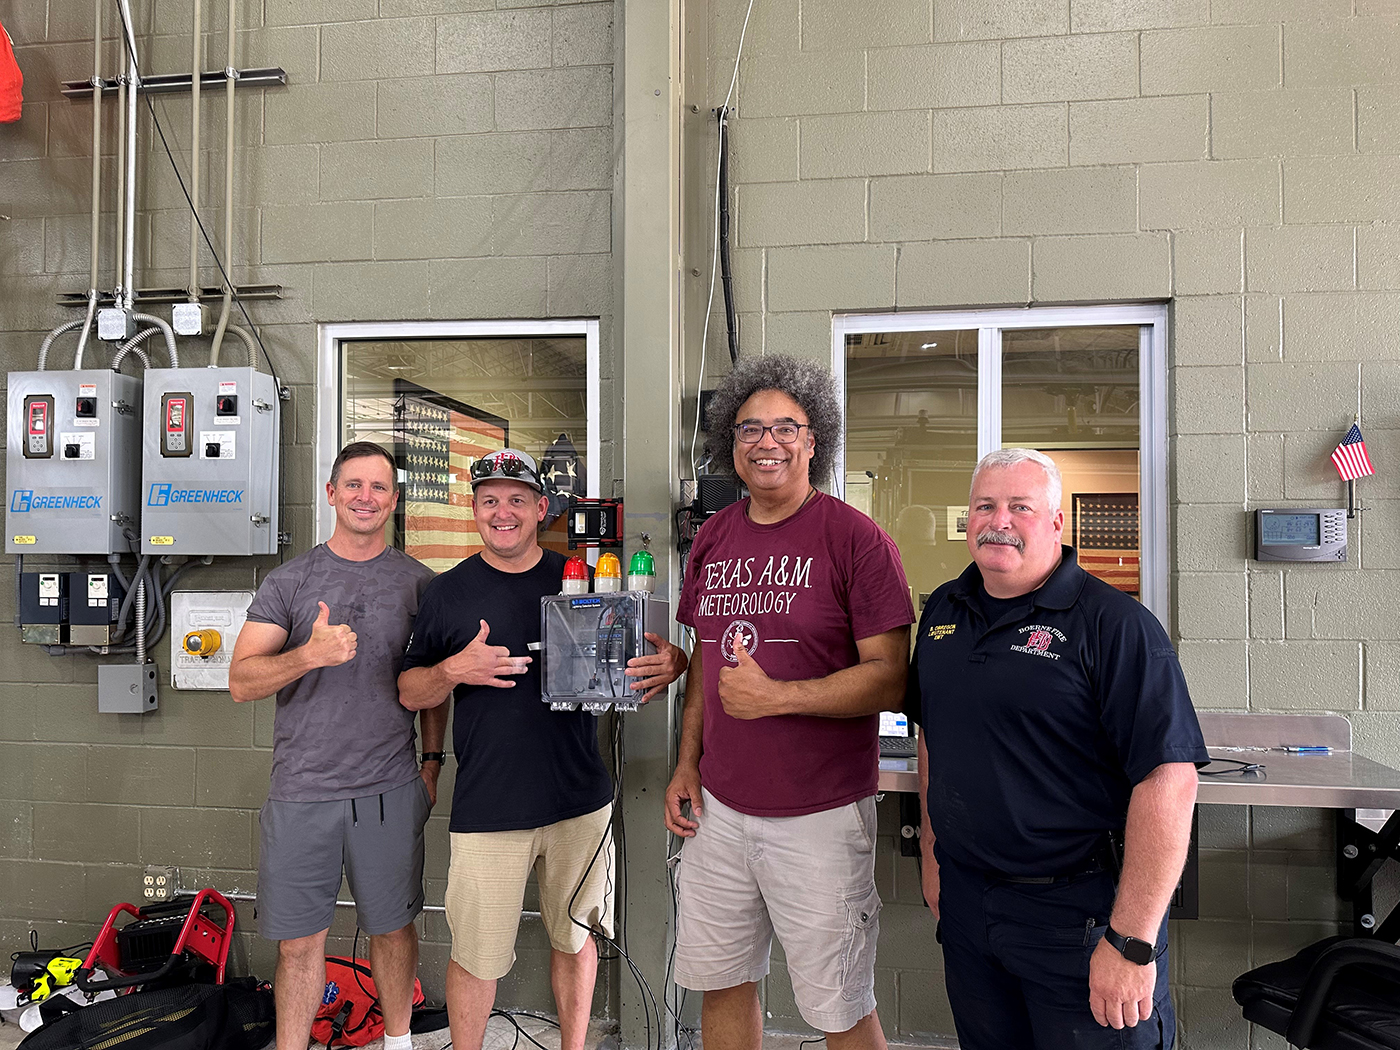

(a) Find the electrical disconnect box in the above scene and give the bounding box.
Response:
[170,590,254,690]
[98,662,158,714]
[540,593,669,712]
[6,370,143,555]
[141,368,281,556]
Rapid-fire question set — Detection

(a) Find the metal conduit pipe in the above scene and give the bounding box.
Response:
[226,323,258,367]
[37,319,88,371]
[134,578,147,664]
[116,0,138,309]
[129,312,180,366]
[188,0,201,303]
[110,327,159,371]
[113,73,125,299]
[112,346,152,372]
[208,0,237,365]
[74,0,104,368]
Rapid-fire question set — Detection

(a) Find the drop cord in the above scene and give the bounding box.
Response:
[689,0,758,481]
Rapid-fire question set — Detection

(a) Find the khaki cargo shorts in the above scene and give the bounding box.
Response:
[674,788,882,1034]
[445,803,614,980]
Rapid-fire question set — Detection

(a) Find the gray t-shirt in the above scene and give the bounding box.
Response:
[245,543,436,802]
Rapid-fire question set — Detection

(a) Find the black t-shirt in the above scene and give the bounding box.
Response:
[402,549,613,833]
[909,547,1208,877]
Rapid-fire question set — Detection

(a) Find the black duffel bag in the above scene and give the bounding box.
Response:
[18,976,274,1050]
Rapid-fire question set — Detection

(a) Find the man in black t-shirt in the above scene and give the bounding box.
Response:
[399,449,686,1050]
[909,448,1207,1050]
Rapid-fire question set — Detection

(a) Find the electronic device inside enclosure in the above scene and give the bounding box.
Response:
[540,592,669,712]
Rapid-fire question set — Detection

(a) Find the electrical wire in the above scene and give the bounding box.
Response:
[689,0,758,481]
[108,3,283,390]
[563,717,663,1050]
[114,3,289,563]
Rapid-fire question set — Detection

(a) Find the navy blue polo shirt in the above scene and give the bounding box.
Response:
[909,546,1207,878]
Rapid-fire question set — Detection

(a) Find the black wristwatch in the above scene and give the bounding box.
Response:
[419,752,445,765]
[1103,925,1155,965]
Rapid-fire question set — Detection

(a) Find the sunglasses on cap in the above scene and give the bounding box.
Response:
[469,452,547,491]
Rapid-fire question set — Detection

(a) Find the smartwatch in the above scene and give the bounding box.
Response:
[419,752,445,764]
[1103,925,1155,965]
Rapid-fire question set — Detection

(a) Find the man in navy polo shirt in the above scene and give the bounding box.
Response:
[910,448,1206,1050]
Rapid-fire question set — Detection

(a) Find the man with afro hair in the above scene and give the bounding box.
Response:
[664,353,913,1050]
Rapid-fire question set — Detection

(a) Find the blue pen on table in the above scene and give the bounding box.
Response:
[1278,746,1332,754]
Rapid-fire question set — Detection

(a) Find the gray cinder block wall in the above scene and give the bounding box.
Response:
[686,2,1400,1050]
[5,1,1400,1048]
[0,0,617,1017]
[682,0,1400,1047]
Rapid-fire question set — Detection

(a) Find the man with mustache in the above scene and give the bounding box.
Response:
[908,448,1206,1050]
[230,442,443,1050]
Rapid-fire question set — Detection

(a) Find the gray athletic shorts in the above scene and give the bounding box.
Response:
[256,776,431,940]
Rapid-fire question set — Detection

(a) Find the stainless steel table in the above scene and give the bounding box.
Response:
[879,713,1400,808]
[878,713,1400,935]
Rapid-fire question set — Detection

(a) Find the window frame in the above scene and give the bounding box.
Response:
[831,304,1169,624]
[315,319,601,544]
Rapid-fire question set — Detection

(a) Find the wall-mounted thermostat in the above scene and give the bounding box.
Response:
[1254,508,1346,563]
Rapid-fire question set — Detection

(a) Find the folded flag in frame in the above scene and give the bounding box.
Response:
[1331,423,1374,482]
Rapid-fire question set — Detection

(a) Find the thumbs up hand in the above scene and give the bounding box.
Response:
[717,637,783,719]
[442,619,532,689]
[306,601,357,668]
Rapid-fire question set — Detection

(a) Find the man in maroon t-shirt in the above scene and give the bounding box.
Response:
[665,354,913,1050]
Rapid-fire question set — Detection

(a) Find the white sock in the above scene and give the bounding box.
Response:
[383,1032,413,1050]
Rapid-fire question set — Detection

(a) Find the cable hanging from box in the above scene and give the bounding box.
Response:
[717,108,738,367]
[690,0,757,481]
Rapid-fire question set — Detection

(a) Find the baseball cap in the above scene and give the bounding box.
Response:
[469,448,544,493]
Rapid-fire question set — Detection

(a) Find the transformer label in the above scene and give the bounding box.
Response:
[147,483,245,507]
[10,489,103,513]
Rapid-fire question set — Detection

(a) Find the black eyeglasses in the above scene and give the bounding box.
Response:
[733,423,809,444]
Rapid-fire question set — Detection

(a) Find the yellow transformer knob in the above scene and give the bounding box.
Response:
[183,629,223,657]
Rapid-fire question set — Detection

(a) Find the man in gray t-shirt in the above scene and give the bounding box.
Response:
[230,442,442,1050]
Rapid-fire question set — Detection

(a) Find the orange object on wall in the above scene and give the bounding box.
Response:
[0,20,22,124]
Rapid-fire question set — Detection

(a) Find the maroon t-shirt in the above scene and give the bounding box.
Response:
[676,491,914,817]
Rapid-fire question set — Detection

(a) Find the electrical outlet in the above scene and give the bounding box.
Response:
[142,864,180,901]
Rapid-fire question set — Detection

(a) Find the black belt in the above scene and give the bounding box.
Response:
[990,835,1123,885]
[996,859,1105,885]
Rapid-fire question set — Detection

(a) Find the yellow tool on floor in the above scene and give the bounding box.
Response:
[25,957,82,1003]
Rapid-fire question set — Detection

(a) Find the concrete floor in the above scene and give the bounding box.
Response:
[0,1010,953,1050]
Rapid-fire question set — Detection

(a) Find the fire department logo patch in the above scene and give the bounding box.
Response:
[1010,624,1067,661]
[720,620,760,663]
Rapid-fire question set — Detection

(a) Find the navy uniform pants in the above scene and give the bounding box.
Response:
[937,850,1175,1050]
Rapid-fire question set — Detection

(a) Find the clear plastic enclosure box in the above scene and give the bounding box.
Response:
[540,591,669,712]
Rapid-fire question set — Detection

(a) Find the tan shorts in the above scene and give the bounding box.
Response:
[445,804,615,980]
[674,789,882,1034]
